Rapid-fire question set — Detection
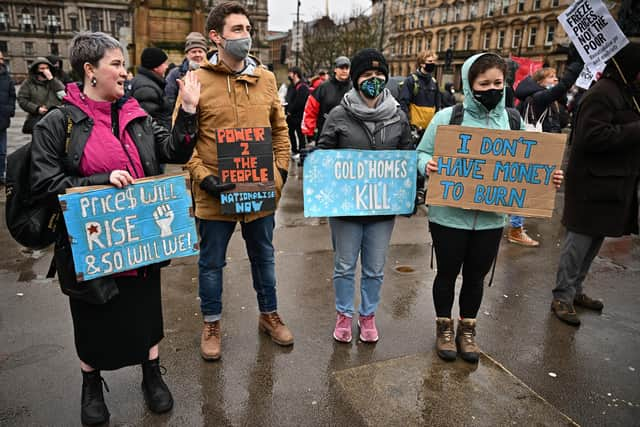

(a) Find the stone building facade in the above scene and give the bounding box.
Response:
[372,0,621,85]
[0,1,132,82]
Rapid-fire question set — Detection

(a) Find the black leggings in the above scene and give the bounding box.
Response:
[429,222,503,319]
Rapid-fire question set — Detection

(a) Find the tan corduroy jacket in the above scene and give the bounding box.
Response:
[180,54,290,223]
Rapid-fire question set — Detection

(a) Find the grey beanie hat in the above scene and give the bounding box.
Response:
[185,32,208,53]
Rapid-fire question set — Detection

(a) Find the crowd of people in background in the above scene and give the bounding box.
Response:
[0,1,638,425]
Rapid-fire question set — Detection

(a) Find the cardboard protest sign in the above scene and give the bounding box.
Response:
[216,127,276,215]
[58,174,198,281]
[303,149,417,217]
[425,126,566,218]
[558,0,628,66]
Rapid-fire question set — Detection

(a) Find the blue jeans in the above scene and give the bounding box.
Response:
[0,129,6,182]
[198,215,277,322]
[329,217,395,317]
[510,215,523,228]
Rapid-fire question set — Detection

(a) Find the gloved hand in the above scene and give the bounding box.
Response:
[278,167,288,186]
[299,145,319,165]
[567,43,584,66]
[199,175,236,198]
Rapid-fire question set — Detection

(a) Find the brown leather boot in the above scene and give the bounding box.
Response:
[200,321,221,361]
[507,226,540,247]
[456,318,480,363]
[435,317,456,361]
[574,293,604,311]
[551,300,581,326]
[259,312,294,346]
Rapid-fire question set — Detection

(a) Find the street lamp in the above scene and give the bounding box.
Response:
[295,0,301,67]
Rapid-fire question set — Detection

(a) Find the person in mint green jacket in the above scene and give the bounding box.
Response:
[416,53,563,363]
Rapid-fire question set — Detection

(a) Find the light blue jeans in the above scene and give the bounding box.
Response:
[329,217,395,317]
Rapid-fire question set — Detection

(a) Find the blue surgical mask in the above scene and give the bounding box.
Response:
[221,36,252,60]
[359,77,386,99]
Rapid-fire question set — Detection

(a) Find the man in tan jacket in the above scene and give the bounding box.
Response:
[184,1,292,360]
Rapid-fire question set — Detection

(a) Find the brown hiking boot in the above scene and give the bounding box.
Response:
[574,293,604,311]
[456,318,480,363]
[507,226,540,247]
[200,321,221,361]
[435,318,456,361]
[259,312,294,346]
[551,300,581,326]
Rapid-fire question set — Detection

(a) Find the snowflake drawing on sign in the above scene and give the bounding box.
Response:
[315,189,336,207]
[305,165,322,183]
[403,178,414,188]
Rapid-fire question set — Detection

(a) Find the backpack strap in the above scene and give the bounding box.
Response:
[411,73,420,97]
[449,103,465,125]
[506,107,522,130]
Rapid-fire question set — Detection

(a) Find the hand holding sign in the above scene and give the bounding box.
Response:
[153,204,175,237]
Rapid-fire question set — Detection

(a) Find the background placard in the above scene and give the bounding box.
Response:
[59,174,199,281]
[425,125,566,218]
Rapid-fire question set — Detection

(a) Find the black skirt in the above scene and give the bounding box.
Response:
[69,269,164,370]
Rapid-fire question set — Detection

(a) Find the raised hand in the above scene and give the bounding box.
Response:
[178,70,201,114]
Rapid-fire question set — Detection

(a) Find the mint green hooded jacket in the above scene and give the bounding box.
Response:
[417,53,524,230]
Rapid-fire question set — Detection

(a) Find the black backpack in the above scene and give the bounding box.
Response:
[449,103,522,130]
[5,109,73,250]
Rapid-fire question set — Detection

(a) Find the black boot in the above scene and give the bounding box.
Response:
[81,370,110,425]
[141,358,173,413]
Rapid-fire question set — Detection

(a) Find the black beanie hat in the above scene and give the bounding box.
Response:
[141,47,168,69]
[349,48,389,86]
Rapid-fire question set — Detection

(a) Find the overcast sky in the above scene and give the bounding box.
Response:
[268,0,372,32]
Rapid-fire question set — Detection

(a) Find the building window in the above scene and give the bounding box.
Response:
[512,28,522,49]
[486,0,495,17]
[469,1,478,19]
[416,38,423,52]
[246,0,256,6]
[438,34,446,52]
[24,41,34,55]
[545,24,555,45]
[429,10,435,26]
[518,0,525,13]
[419,13,424,28]
[70,16,78,31]
[528,26,537,46]
[46,11,60,34]
[551,0,560,6]
[483,31,491,50]
[497,30,505,49]
[0,41,8,53]
[410,17,415,30]
[454,5,461,22]
[88,11,102,32]
[51,43,59,55]
[464,32,473,50]
[407,39,413,55]
[21,8,34,32]
[440,6,447,24]
[502,0,509,15]
[0,9,8,32]
[426,36,432,51]
[450,33,459,50]
[533,0,541,10]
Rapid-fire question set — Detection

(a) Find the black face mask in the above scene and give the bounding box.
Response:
[472,88,503,111]
[423,63,435,73]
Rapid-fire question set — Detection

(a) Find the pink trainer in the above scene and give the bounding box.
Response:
[333,312,352,343]
[358,314,379,343]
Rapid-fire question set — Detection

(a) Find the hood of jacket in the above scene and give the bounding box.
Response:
[29,57,54,74]
[202,51,260,77]
[460,53,508,121]
[514,76,544,101]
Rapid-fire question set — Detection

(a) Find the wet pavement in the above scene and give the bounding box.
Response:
[1,108,639,426]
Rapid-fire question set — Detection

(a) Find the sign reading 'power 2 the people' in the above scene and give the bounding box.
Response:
[58,174,199,281]
[426,126,566,218]
[303,149,417,217]
[558,0,628,66]
[216,127,276,215]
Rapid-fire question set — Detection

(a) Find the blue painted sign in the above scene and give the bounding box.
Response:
[58,174,199,281]
[303,149,417,217]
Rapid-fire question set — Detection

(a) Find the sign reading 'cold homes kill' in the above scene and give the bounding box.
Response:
[58,174,199,281]
[558,0,629,66]
[303,149,417,217]
[216,127,276,215]
[425,126,566,218]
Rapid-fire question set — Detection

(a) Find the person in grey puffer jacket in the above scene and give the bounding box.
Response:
[317,48,411,345]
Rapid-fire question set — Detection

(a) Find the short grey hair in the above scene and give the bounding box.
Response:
[69,32,123,80]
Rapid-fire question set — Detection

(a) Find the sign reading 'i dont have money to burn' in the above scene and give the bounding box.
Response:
[58,174,199,281]
[425,126,566,218]
[216,127,276,215]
